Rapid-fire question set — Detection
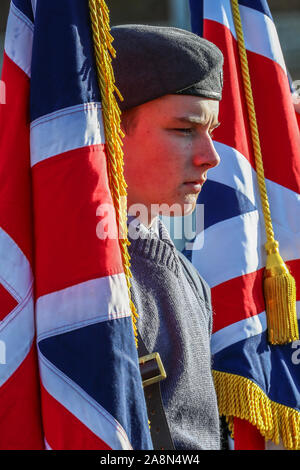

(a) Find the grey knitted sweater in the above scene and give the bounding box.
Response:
[128,218,220,450]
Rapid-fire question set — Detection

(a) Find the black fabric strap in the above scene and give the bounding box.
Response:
[137,332,175,450]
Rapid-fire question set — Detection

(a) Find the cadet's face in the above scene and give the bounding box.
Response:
[122,94,220,218]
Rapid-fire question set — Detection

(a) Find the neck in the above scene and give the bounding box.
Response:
[127,204,157,228]
[136,213,158,229]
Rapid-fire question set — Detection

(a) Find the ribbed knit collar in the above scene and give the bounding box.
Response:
[127,217,180,276]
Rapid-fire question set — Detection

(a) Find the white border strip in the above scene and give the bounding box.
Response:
[191,209,300,288]
[0,290,35,386]
[211,301,300,355]
[4,1,34,77]
[31,0,37,18]
[39,355,133,450]
[211,141,300,235]
[211,310,267,354]
[210,142,258,205]
[36,273,131,341]
[192,211,264,287]
[44,438,52,450]
[190,141,300,287]
[239,4,286,74]
[30,103,105,167]
[204,0,286,74]
[0,227,33,302]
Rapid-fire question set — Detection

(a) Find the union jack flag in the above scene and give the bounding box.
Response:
[188,0,300,450]
[0,0,152,450]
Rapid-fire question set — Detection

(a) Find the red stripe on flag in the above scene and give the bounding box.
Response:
[0,343,44,450]
[211,269,265,333]
[0,284,18,321]
[234,417,265,450]
[211,259,300,333]
[287,259,300,300]
[204,20,300,194]
[32,145,124,297]
[204,19,254,166]
[41,386,112,450]
[0,53,33,266]
[247,50,300,194]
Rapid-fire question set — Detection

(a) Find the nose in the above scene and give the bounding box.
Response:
[192,134,221,170]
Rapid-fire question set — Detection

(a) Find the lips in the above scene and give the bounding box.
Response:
[185,180,204,185]
[184,177,206,186]
[183,181,203,193]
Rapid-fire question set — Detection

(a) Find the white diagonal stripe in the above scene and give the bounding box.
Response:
[211,141,300,235]
[0,290,35,387]
[210,142,258,206]
[211,301,300,354]
[0,227,33,301]
[192,211,264,287]
[190,141,300,287]
[4,1,34,77]
[36,273,131,341]
[30,103,105,166]
[31,0,37,18]
[191,210,300,288]
[204,0,287,74]
[39,355,133,450]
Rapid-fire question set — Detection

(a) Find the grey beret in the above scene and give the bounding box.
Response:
[111,24,224,111]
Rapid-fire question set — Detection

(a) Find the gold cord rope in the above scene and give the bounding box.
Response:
[88,0,139,344]
[231,0,298,344]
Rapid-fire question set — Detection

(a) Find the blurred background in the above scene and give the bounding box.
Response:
[1,0,300,79]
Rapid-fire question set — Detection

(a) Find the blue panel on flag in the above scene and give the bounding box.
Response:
[189,0,204,36]
[12,0,34,24]
[38,317,152,450]
[213,322,300,411]
[197,180,257,229]
[238,0,272,19]
[30,0,101,121]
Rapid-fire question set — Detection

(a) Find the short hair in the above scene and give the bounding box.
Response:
[121,106,140,135]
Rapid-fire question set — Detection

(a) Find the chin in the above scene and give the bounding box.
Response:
[164,200,197,217]
[182,194,199,215]
[182,202,196,216]
[152,194,198,218]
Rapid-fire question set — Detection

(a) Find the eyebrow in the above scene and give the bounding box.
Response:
[173,116,221,129]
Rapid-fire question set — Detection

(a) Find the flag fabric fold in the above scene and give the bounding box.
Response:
[0,0,152,450]
[189,0,300,450]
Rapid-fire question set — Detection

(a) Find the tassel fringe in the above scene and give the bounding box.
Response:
[264,241,299,344]
[213,370,300,450]
[88,0,139,345]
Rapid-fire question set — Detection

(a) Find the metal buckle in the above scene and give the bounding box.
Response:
[139,352,167,387]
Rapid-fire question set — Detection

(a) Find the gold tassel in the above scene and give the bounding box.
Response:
[230,0,299,345]
[264,241,299,344]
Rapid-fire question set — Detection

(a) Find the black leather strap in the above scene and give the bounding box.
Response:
[137,332,175,450]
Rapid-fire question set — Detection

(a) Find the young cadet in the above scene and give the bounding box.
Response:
[111,24,224,451]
